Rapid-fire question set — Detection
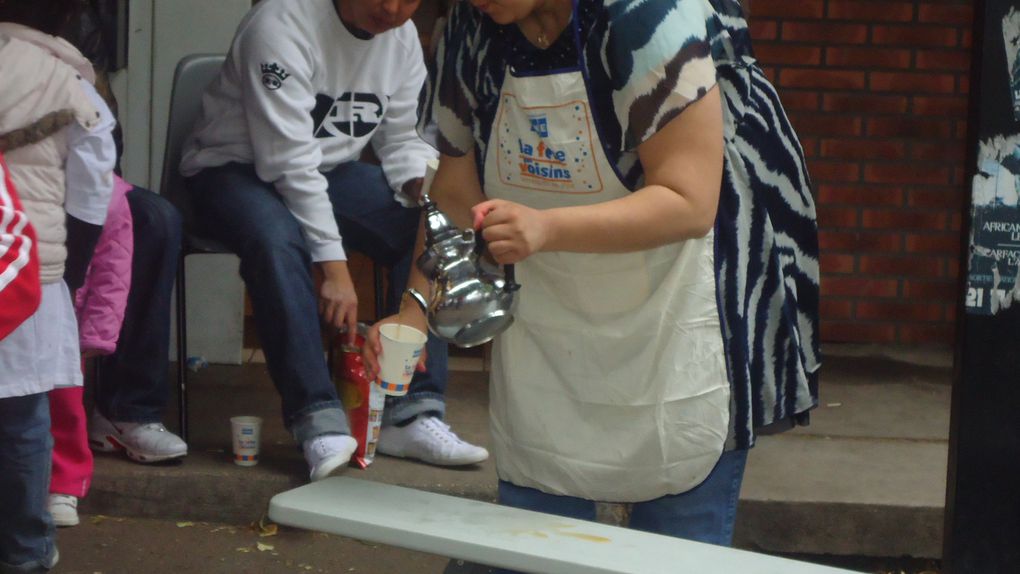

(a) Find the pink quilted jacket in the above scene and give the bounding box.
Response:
[74,176,134,354]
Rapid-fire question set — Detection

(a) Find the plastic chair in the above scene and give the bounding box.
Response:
[159,54,230,442]
[160,55,386,441]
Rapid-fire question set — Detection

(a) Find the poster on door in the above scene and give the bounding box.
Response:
[966,6,1020,315]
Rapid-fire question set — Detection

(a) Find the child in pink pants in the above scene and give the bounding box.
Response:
[48,176,134,527]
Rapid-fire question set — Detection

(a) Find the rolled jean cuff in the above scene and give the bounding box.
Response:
[382,392,446,427]
[289,402,350,444]
[0,543,58,573]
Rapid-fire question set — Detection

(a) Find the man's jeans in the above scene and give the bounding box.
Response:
[95,188,182,424]
[0,393,58,573]
[187,162,447,443]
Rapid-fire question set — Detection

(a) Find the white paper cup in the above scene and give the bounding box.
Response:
[377,323,428,396]
[230,416,263,466]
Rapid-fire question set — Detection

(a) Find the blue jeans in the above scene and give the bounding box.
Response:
[499,448,748,542]
[443,450,749,574]
[95,187,182,423]
[186,162,447,442]
[0,393,57,573]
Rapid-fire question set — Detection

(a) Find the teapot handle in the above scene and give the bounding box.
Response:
[474,230,520,292]
[472,228,487,257]
[503,264,520,292]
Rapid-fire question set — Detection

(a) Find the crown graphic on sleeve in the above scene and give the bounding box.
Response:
[260,62,290,81]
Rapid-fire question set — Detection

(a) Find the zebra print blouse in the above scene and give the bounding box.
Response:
[421,0,821,449]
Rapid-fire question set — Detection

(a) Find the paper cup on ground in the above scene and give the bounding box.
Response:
[377,324,428,396]
[230,416,262,466]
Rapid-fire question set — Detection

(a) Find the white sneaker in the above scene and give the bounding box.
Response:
[48,494,79,527]
[303,434,358,482]
[377,416,488,466]
[89,412,188,463]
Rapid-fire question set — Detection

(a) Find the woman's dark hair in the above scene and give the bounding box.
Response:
[0,0,85,37]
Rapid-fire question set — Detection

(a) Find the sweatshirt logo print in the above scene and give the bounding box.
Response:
[259,62,290,90]
[311,93,384,138]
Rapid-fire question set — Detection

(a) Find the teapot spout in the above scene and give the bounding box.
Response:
[405,288,430,313]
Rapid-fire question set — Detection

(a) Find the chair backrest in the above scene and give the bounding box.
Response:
[159,54,226,233]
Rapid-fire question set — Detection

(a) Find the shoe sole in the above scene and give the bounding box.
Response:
[52,515,79,527]
[310,455,350,482]
[376,446,488,467]
[89,435,119,453]
[90,434,187,463]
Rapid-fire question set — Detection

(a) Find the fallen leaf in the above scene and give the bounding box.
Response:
[176,521,195,528]
[256,542,274,552]
[235,547,252,553]
[257,516,279,537]
[826,402,843,408]
[90,515,108,525]
[251,515,280,537]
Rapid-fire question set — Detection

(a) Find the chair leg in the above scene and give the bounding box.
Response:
[90,356,102,408]
[326,327,336,375]
[176,253,189,443]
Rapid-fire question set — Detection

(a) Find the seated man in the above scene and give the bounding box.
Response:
[180,0,487,481]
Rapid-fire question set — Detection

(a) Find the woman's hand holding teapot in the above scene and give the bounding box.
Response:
[471,199,552,264]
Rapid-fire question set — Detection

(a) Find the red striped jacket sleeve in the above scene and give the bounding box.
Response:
[0,153,41,340]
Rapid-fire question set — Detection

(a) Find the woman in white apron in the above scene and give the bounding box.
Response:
[366,0,819,548]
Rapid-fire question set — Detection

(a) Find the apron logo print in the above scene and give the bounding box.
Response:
[529,115,549,137]
[518,138,572,183]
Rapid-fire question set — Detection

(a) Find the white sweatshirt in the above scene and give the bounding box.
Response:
[180,0,437,262]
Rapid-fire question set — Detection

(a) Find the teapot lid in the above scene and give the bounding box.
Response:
[421,195,462,245]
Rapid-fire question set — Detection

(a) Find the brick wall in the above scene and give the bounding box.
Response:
[748,0,973,345]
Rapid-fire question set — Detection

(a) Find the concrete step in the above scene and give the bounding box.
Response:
[81,349,951,560]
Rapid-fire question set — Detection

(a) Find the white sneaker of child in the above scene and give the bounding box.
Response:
[89,411,188,463]
[377,416,489,466]
[48,494,79,527]
[303,434,358,482]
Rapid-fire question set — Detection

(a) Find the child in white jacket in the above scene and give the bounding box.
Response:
[0,1,115,568]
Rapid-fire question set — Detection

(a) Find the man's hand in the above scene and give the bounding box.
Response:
[318,260,358,343]
[401,177,424,204]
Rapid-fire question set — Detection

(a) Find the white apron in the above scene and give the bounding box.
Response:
[482,52,731,503]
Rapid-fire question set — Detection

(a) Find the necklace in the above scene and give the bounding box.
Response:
[524,0,568,49]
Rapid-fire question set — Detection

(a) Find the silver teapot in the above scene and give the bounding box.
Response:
[407,194,520,348]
